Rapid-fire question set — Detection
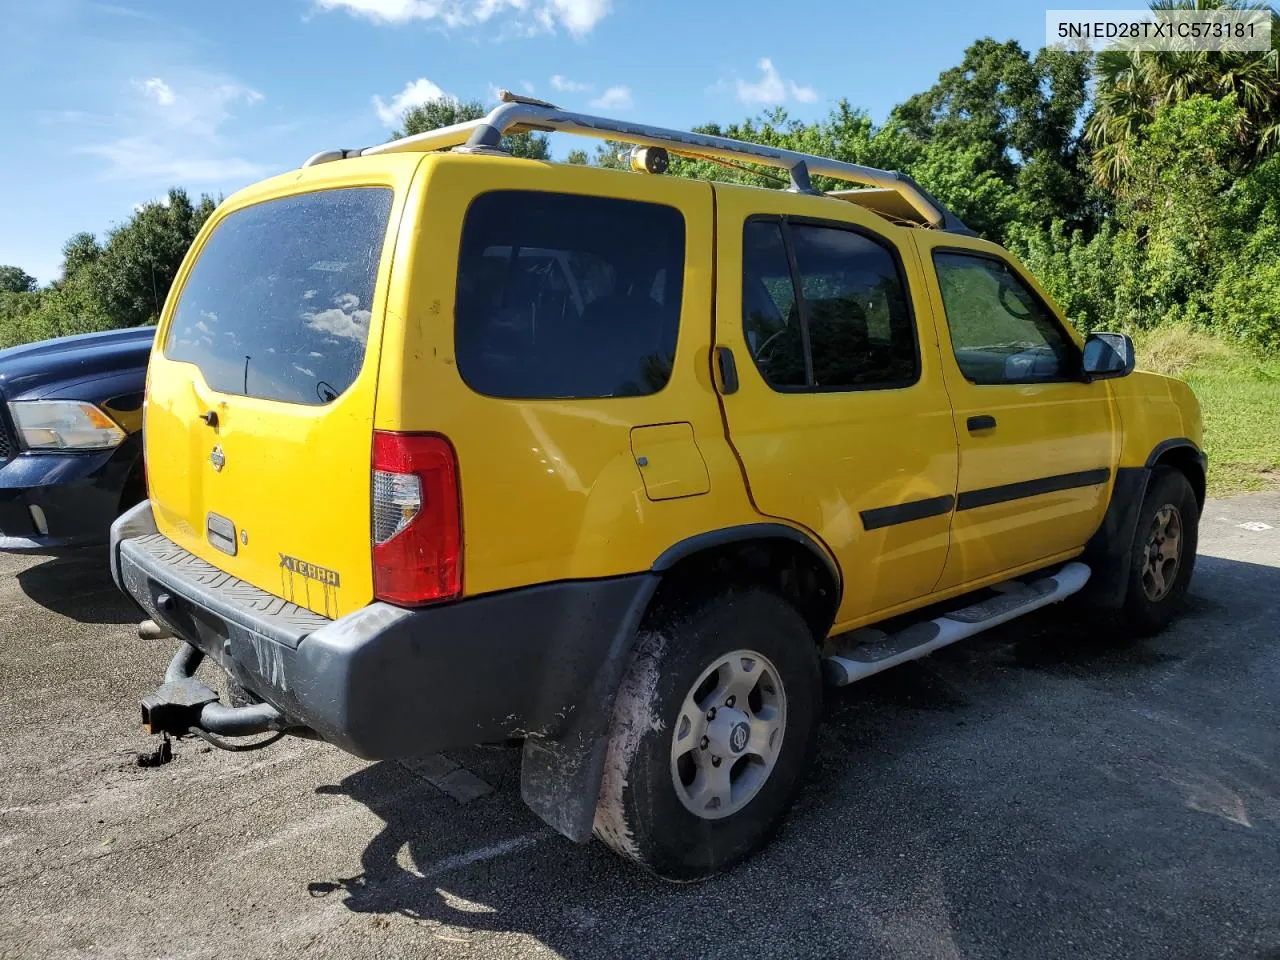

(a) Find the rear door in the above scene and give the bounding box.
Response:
[146,157,418,618]
[913,235,1119,589]
[713,185,958,629]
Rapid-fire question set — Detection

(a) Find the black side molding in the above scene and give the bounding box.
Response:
[860,495,955,531]
[957,468,1112,511]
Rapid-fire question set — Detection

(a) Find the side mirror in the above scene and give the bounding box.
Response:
[1082,332,1135,381]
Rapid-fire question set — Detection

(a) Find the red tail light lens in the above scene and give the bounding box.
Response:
[371,431,462,606]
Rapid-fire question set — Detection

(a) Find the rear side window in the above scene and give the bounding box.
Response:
[456,191,685,400]
[165,187,394,405]
[790,224,918,389]
[741,218,919,391]
[742,221,806,388]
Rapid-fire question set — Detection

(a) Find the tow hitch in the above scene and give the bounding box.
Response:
[139,632,291,749]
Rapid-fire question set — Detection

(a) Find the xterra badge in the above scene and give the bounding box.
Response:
[279,553,341,587]
[209,445,226,472]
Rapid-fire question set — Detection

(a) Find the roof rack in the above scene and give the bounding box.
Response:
[304,90,974,234]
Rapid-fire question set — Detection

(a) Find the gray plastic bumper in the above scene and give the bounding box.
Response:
[112,501,655,765]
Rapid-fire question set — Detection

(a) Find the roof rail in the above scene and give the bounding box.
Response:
[316,90,970,233]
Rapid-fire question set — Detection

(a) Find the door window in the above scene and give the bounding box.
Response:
[932,252,1080,384]
[740,219,919,391]
[742,221,806,388]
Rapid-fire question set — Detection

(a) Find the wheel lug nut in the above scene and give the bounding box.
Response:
[711,756,721,767]
[707,708,716,720]
[700,736,709,749]
[725,696,735,707]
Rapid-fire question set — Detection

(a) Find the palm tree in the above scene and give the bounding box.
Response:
[1086,0,1280,189]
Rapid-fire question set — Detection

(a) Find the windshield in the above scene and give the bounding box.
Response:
[164,187,394,405]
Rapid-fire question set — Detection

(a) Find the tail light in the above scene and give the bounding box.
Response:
[371,431,462,606]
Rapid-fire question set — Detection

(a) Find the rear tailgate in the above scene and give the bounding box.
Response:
[145,156,420,618]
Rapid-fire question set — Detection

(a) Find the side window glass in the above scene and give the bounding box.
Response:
[933,252,1080,384]
[741,221,806,388]
[456,191,685,400]
[788,225,919,389]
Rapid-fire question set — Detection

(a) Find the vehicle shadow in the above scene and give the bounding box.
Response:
[304,552,1280,958]
[16,549,140,625]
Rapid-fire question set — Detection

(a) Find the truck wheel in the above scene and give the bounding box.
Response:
[1121,466,1199,635]
[593,587,820,881]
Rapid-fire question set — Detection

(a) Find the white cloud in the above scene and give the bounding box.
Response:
[547,0,610,36]
[520,79,535,93]
[790,83,818,104]
[589,85,631,110]
[87,138,265,183]
[137,77,175,106]
[735,58,819,106]
[550,74,591,93]
[84,73,266,183]
[304,302,372,341]
[373,77,451,126]
[314,0,611,36]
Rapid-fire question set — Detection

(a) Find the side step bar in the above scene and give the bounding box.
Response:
[822,562,1091,686]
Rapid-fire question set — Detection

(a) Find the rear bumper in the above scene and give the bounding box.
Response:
[113,500,655,760]
[0,438,141,551]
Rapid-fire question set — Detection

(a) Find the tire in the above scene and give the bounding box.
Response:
[593,587,821,881]
[1120,466,1199,635]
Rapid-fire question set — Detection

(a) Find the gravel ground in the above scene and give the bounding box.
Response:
[1,495,1278,960]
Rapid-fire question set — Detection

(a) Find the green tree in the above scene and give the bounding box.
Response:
[91,189,218,328]
[0,266,36,294]
[566,149,590,165]
[60,232,102,280]
[1087,0,1280,189]
[887,39,1095,233]
[395,98,550,160]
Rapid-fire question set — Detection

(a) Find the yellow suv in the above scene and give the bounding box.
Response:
[114,93,1204,881]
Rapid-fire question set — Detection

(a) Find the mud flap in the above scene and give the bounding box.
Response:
[519,574,660,842]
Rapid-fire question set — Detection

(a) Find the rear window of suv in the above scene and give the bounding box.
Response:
[455,190,685,400]
[165,187,394,405]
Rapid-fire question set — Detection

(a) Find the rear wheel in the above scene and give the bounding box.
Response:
[593,588,820,881]
[1120,467,1199,635]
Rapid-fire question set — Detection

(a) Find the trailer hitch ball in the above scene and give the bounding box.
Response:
[140,677,219,736]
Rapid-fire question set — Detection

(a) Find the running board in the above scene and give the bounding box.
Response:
[822,562,1091,686]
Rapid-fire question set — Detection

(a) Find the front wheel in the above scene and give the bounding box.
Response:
[593,588,821,881]
[1120,466,1199,635]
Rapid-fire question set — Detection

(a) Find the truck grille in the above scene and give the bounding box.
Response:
[0,402,14,461]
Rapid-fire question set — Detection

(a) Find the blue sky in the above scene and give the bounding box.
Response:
[1,0,1138,283]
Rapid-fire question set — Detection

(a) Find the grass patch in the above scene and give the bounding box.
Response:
[1133,326,1280,495]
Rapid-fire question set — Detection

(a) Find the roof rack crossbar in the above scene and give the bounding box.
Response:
[352,94,950,229]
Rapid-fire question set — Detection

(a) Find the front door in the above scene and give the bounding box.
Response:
[913,236,1119,590]
[713,186,958,629]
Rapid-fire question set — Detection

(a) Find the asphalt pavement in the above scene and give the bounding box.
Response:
[1,495,1278,959]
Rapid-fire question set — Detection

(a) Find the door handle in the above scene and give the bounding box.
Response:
[715,346,739,395]
[967,415,997,432]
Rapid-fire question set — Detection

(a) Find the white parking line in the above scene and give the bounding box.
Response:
[413,832,546,879]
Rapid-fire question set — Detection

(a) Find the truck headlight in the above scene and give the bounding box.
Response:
[10,400,127,451]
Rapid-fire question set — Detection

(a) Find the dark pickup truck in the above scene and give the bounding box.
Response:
[0,327,151,550]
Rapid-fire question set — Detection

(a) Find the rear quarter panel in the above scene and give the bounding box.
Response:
[379,154,762,596]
